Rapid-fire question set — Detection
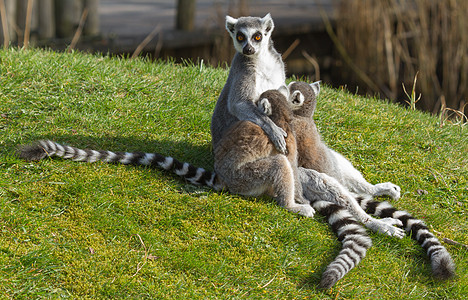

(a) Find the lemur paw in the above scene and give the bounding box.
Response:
[380,217,403,227]
[301,205,316,218]
[374,182,401,200]
[268,124,287,154]
[289,204,315,218]
[368,217,405,239]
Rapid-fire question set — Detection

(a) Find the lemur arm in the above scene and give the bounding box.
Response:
[228,91,287,154]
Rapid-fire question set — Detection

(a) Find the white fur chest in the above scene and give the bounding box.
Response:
[254,52,285,97]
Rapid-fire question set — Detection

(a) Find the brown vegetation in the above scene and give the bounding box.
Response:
[335,0,467,116]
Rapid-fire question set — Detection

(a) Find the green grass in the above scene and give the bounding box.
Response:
[0,48,467,299]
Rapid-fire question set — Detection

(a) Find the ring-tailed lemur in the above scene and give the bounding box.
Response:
[290,81,402,199]
[211,13,288,154]
[288,81,455,288]
[207,15,392,287]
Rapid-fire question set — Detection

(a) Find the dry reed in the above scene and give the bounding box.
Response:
[22,0,34,48]
[336,0,467,115]
[68,7,88,53]
[0,0,9,48]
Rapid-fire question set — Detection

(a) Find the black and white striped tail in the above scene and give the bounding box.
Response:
[357,197,456,279]
[18,140,225,191]
[311,199,373,289]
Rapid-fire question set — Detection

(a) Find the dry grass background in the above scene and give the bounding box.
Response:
[335,0,467,117]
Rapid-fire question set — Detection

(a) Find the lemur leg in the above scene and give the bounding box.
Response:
[220,155,315,218]
[329,150,401,200]
[298,167,405,238]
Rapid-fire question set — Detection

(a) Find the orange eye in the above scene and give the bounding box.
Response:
[254,34,262,42]
[237,35,244,41]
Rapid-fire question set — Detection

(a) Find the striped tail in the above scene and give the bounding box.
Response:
[357,197,456,279]
[311,199,373,289]
[18,140,225,191]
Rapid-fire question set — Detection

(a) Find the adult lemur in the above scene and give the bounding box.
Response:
[210,13,287,154]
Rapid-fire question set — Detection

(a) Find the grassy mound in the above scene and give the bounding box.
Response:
[0,49,466,299]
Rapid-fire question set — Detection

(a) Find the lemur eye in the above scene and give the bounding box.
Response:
[253,33,262,42]
[237,34,244,42]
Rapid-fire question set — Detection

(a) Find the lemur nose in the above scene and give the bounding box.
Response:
[243,45,255,55]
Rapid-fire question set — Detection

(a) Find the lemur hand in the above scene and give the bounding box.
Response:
[265,122,287,154]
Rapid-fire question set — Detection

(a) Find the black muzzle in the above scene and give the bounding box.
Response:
[243,44,255,55]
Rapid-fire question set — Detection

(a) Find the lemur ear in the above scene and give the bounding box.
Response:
[291,91,304,106]
[226,15,238,33]
[262,13,274,33]
[258,98,272,115]
[310,81,321,96]
[278,85,289,99]
[287,81,296,89]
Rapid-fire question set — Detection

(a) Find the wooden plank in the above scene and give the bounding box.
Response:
[84,0,99,36]
[38,0,55,39]
[176,0,195,31]
[55,0,79,38]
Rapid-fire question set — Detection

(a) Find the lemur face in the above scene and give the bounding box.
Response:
[225,14,274,57]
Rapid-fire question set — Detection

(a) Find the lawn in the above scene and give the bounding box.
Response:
[0,48,467,299]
